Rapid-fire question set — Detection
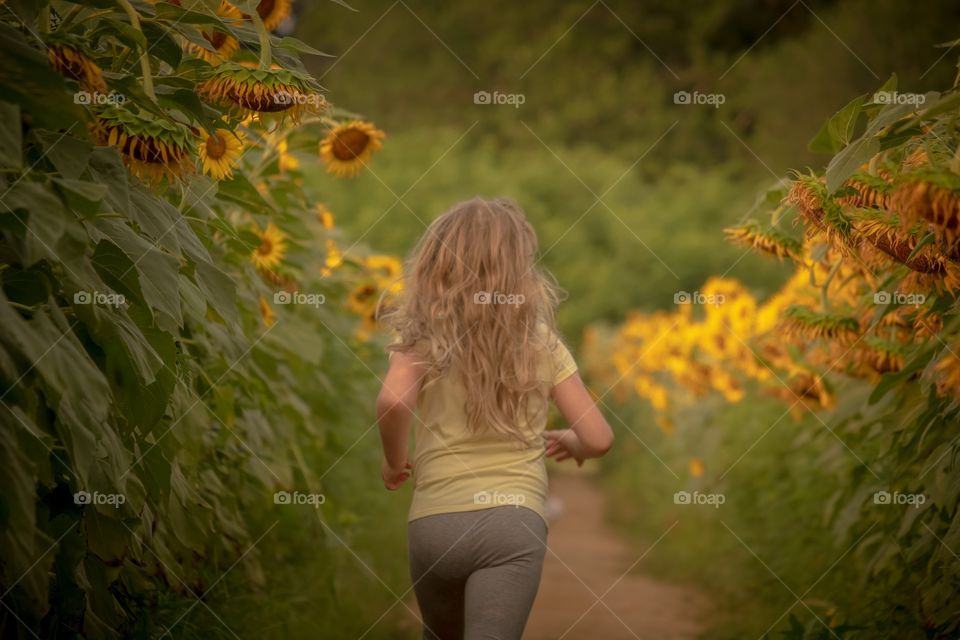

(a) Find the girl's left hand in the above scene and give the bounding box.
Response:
[382,460,412,490]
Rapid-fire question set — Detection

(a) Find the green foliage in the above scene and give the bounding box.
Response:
[0,2,410,638]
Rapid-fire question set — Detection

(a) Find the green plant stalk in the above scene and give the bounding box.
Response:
[820,257,843,311]
[251,10,272,70]
[115,0,155,101]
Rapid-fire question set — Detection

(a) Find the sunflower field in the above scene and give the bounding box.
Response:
[0,1,409,638]
[588,73,960,636]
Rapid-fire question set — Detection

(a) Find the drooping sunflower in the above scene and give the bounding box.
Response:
[724,222,803,261]
[258,295,276,327]
[779,305,860,344]
[319,121,385,178]
[251,223,287,271]
[90,105,194,184]
[253,0,292,31]
[199,62,326,121]
[931,346,960,400]
[188,1,243,64]
[198,128,245,180]
[48,43,106,92]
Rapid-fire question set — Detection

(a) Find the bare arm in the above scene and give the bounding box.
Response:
[545,373,614,463]
[376,352,426,489]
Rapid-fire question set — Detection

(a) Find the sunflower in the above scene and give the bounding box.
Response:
[198,128,245,180]
[277,139,300,172]
[319,121,385,178]
[688,458,704,478]
[253,0,292,31]
[90,105,194,184]
[48,44,106,92]
[316,204,335,229]
[365,255,403,293]
[199,62,326,121]
[724,222,802,261]
[347,282,378,315]
[188,1,243,64]
[258,295,276,327]
[779,306,860,344]
[931,346,960,400]
[252,223,287,271]
[321,238,342,277]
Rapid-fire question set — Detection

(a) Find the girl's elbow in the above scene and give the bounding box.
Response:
[587,429,614,457]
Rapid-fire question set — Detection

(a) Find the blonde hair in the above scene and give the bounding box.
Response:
[384,197,562,443]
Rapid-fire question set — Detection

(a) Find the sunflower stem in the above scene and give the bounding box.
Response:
[251,10,272,70]
[115,0,156,102]
[820,257,843,311]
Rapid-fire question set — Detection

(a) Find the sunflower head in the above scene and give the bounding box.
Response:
[252,223,287,272]
[199,62,326,121]
[319,121,385,178]
[90,105,195,184]
[724,222,802,261]
[198,127,245,180]
[347,282,378,315]
[779,305,860,344]
[188,1,243,64]
[252,0,293,31]
[48,43,106,93]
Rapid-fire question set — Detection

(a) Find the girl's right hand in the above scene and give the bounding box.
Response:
[544,429,585,467]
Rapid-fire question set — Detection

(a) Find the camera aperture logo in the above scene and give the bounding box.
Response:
[873,490,925,509]
[473,90,525,108]
[474,291,525,306]
[74,290,126,308]
[872,91,926,106]
[74,90,125,106]
[274,490,326,509]
[674,490,725,508]
[473,490,526,506]
[674,290,724,307]
[873,291,925,307]
[673,90,725,109]
[273,290,326,308]
[74,490,126,508]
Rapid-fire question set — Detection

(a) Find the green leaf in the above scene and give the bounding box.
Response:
[274,36,334,58]
[193,258,238,326]
[825,136,880,194]
[52,178,108,218]
[809,94,865,154]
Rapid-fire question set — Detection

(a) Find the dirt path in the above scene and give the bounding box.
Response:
[523,470,709,640]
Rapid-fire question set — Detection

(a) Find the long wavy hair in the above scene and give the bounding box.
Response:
[383,197,562,444]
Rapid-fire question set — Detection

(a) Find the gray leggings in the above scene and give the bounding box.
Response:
[408,506,547,640]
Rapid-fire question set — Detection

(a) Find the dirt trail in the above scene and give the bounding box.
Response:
[523,470,709,640]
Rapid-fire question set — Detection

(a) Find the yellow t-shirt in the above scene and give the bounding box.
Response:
[405,328,578,528]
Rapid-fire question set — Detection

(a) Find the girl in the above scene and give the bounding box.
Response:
[376,197,614,640]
